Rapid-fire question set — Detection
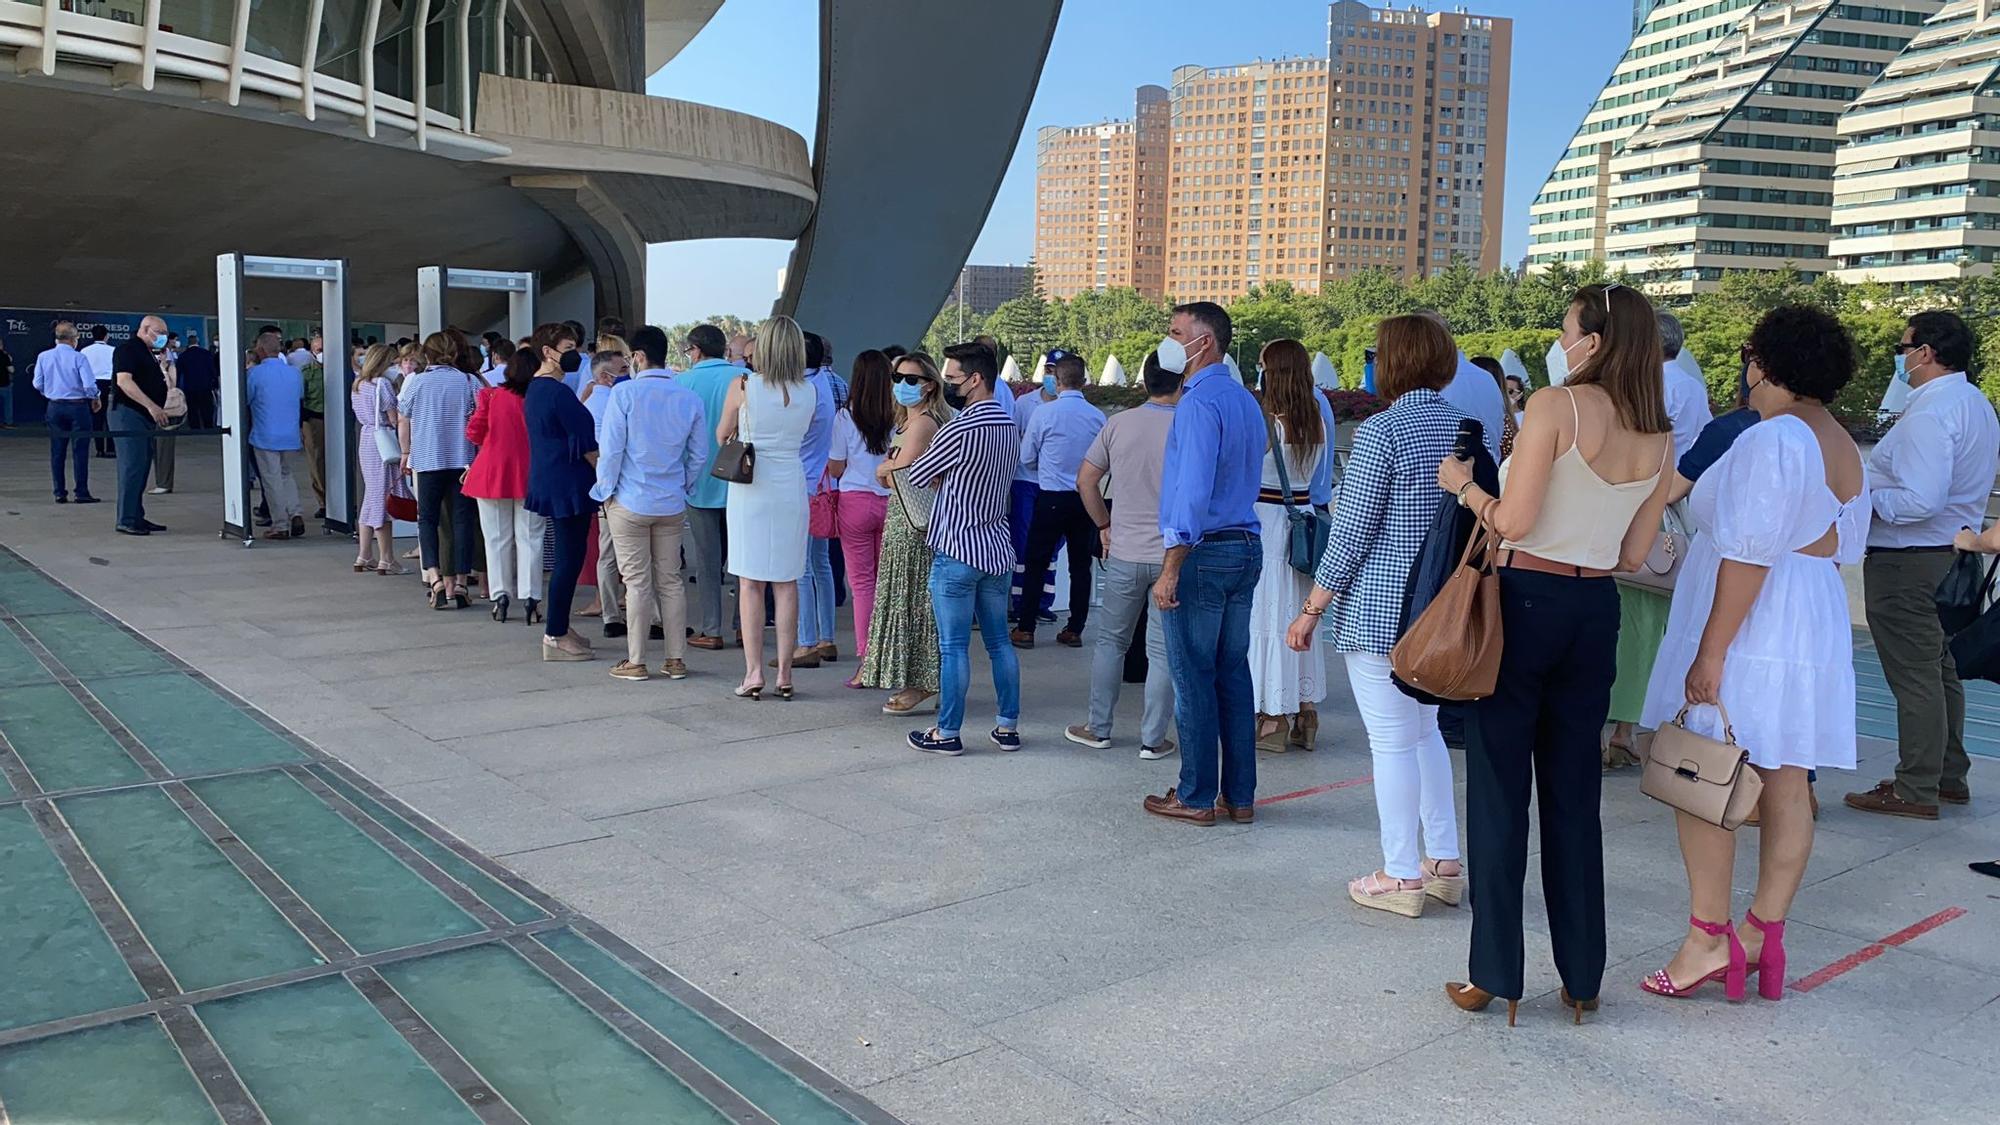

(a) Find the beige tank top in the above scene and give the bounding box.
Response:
[1498,388,1668,571]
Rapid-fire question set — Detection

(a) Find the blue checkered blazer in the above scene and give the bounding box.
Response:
[1315,388,1471,654]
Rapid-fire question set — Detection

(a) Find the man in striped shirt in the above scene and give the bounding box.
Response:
[904,341,1022,757]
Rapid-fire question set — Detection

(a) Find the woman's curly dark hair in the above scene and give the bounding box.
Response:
[1746,305,1855,404]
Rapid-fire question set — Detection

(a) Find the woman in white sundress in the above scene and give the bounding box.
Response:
[1639,306,1868,1004]
[1248,339,1330,752]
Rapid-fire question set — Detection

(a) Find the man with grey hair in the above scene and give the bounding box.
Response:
[32,321,100,504]
[1656,311,1712,463]
[1424,310,1505,462]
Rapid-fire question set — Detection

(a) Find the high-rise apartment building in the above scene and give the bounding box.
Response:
[1034,86,1170,300]
[1634,0,1659,31]
[1526,0,1763,271]
[1604,0,1934,293]
[945,265,1032,317]
[1831,1,2000,285]
[1323,2,1511,281]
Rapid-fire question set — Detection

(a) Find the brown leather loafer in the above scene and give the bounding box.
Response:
[1843,780,1939,821]
[1056,630,1083,648]
[1214,795,1255,824]
[1010,630,1035,649]
[686,635,724,651]
[1940,783,1971,805]
[1143,789,1214,825]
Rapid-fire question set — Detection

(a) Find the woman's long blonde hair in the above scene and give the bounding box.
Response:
[356,343,396,384]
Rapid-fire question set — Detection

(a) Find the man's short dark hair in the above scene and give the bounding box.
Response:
[942,341,999,388]
[1051,352,1087,388]
[686,324,727,360]
[597,315,626,340]
[629,325,670,369]
[91,325,108,342]
[803,332,828,370]
[1910,310,1975,373]
[1141,351,1178,397]
[1171,301,1233,358]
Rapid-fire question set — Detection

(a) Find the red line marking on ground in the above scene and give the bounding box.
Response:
[1788,907,1968,994]
[1256,775,1373,806]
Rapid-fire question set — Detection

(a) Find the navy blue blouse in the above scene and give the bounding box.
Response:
[524,376,599,519]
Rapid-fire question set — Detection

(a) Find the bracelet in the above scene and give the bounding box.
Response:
[1300,601,1325,617]
[1095,522,1110,531]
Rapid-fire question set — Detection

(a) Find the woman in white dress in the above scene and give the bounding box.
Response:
[1249,340,1330,751]
[1639,306,1867,1004]
[719,315,817,701]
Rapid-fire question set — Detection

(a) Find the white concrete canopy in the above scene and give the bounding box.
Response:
[1311,352,1339,390]
[1101,354,1126,386]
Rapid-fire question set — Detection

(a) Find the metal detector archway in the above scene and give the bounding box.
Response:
[415,266,537,342]
[216,254,351,545]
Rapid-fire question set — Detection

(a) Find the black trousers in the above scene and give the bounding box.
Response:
[1015,489,1097,637]
[545,512,592,640]
[415,469,477,576]
[93,384,115,455]
[1466,569,1619,1002]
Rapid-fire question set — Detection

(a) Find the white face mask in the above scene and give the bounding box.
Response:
[1545,336,1590,386]
[1157,332,1206,376]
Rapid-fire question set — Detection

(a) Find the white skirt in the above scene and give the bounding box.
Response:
[1249,503,1325,715]
[1640,531,1857,771]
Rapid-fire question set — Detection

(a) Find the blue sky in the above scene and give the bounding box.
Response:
[643,0,1632,327]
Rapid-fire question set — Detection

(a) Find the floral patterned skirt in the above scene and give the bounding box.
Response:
[858,498,939,692]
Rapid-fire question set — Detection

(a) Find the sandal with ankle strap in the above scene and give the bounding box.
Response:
[1744,909,1786,1001]
[1641,916,1745,1001]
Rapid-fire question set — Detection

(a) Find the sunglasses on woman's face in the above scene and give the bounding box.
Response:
[893,374,932,386]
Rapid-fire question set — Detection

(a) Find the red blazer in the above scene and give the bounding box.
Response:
[463,386,531,500]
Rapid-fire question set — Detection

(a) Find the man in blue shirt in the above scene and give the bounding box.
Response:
[245,330,307,540]
[676,325,741,649]
[791,332,842,667]
[1012,349,1105,648]
[593,326,711,682]
[31,321,101,504]
[1146,303,1265,826]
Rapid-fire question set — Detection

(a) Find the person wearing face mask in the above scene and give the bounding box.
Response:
[827,350,897,679]
[397,332,483,607]
[860,353,950,713]
[1437,283,1676,1023]
[524,323,603,660]
[1143,302,1265,825]
[109,315,174,536]
[1635,305,1867,1005]
[1012,349,1105,650]
[676,325,743,650]
[1009,348,1062,627]
[1845,311,1999,821]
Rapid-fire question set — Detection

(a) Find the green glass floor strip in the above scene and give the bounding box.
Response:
[60,787,324,991]
[0,683,148,793]
[198,976,479,1125]
[190,771,485,954]
[12,611,173,678]
[308,766,549,926]
[0,571,88,618]
[0,806,145,1031]
[86,672,305,775]
[380,944,734,1125]
[0,1018,220,1125]
[539,930,859,1124]
[0,628,50,688]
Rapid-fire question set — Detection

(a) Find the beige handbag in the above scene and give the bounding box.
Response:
[1617,500,1689,595]
[1641,703,1764,830]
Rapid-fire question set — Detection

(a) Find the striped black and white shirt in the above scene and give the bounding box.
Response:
[909,397,1019,574]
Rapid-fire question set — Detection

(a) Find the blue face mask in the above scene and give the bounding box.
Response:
[1894,352,1910,383]
[153,333,169,350]
[892,381,926,407]
[1041,371,1057,394]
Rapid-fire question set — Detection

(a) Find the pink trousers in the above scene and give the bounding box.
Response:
[836,492,888,660]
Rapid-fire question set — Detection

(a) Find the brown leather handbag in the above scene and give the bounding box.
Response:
[1641,703,1764,830]
[1389,512,1502,701]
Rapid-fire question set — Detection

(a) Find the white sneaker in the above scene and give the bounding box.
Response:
[1139,740,1178,761]
[148,487,170,495]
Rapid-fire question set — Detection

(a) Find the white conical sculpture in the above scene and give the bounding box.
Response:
[1031,353,1048,385]
[999,354,1021,387]
[1499,348,1530,385]
[1311,351,1339,390]
[1225,353,1244,383]
[1101,354,1126,386]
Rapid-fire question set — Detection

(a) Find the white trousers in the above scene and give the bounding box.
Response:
[474,497,546,600]
[1344,652,1460,880]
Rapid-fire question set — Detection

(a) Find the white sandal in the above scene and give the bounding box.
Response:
[1349,872,1426,918]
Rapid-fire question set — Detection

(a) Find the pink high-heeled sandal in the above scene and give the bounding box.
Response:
[1641,915,1746,1001]
[1744,909,1786,1001]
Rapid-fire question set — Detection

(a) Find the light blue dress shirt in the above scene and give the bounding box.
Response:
[1020,389,1107,492]
[589,370,711,517]
[1440,351,1505,463]
[678,358,740,509]
[1158,363,1265,550]
[1011,385,1053,483]
[246,357,304,451]
[801,366,838,490]
[1310,391,1337,506]
[32,344,96,401]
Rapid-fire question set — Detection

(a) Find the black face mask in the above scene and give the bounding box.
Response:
[559,350,582,374]
[942,377,968,409]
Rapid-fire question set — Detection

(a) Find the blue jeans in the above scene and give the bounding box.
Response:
[111,405,154,528]
[928,554,1020,739]
[1164,535,1262,809]
[46,400,93,498]
[798,536,837,646]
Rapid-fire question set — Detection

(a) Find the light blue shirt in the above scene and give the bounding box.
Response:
[1011,385,1054,483]
[678,358,741,509]
[1310,391,1337,506]
[1158,363,1265,549]
[1020,388,1106,492]
[1440,351,1505,463]
[801,366,838,491]
[245,356,303,451]
[31,344,95,401]
[589,370,711,517]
